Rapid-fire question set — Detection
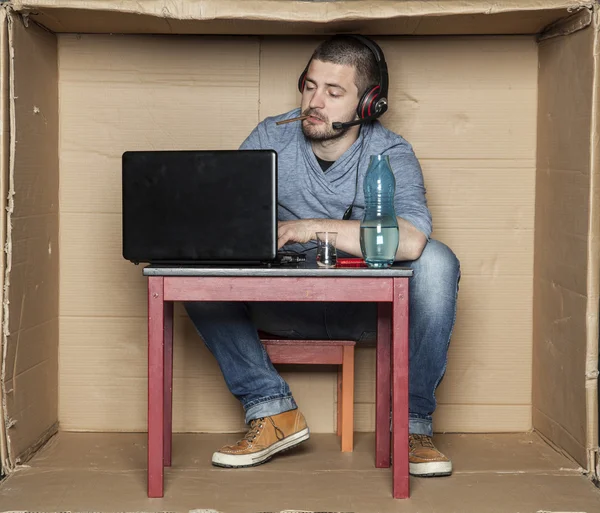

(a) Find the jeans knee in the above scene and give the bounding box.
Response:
[421,239,459,273]
[411,239,460,294]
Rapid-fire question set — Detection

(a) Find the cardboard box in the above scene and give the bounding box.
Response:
[0,0,598,504]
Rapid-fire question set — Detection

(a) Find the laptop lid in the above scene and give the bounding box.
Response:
[122,149,277,263]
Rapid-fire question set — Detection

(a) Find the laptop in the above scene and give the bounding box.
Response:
[122,149,280,265]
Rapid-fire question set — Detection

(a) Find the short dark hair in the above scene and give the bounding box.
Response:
[309,36,379,97]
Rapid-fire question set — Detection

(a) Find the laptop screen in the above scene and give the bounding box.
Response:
[122,149,277,263]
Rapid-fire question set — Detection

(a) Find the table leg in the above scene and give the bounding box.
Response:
[164,301,174,467]
[376,302,391,468]
[148,276,165,498]
[392,277,410,499]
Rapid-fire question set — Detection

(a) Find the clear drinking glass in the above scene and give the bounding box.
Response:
[316,232,338,268]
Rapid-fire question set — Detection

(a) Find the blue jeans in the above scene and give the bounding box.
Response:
[184,239,460,436]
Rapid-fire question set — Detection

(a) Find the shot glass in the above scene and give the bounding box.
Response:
[316,231,338,268]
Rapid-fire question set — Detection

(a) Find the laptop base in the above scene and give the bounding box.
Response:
[140,253,307,268]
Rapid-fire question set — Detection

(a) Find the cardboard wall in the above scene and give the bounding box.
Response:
[534,17,600,468]
[58,34,537,434]
[2,14,59,467]
[12,0,592,36]
[0,9,9,469]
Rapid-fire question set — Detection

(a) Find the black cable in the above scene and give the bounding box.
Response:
[342,135,365,221]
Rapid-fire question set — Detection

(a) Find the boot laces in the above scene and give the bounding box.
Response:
[242,418,265,443]
[241,416,285,444]
[410,434,435,450]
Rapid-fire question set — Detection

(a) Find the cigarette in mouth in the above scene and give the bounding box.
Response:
[276,115,310,125]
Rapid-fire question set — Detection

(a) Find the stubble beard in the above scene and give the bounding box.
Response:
[301,109,356,142]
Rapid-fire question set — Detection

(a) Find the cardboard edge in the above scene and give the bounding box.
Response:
[538,5,593,41]
[9,0,598,36]
[0,5,8,477]
[533,407,588,467]
[585,6,600,481]
[11,0,596,20]
[1,9,16,473]
[13,421,57,466]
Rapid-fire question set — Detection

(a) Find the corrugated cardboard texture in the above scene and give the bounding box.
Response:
[3,14,59,466]
[586,11,600,472]
[0,8,9,470]
[59,35,537,433]
[58,34,263,433]
[533,16,596,467]
[11,1,593,36]
[3,432,600,513]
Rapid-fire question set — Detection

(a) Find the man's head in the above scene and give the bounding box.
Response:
[299,35,383,142]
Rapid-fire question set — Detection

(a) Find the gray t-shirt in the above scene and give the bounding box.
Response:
[239,108,432,255]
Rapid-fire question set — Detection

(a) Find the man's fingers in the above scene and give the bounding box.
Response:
[277,228,292,249]
[277,237,291,249]
[277,220,314,247]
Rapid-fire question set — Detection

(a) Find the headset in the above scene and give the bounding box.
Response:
[297,34,389,130]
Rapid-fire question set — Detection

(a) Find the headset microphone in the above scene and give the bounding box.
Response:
[332,107,387,130]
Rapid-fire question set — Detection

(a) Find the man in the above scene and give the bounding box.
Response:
[185,35,460,477]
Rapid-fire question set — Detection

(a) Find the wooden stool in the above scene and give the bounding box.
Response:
[261,338,356,452]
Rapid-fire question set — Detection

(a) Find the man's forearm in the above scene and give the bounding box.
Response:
[305,217,427,262]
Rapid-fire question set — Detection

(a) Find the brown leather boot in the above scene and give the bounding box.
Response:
[409,434,453,477]
[212,409,310,468]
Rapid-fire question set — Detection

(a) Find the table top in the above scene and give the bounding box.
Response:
[142,263,413,278]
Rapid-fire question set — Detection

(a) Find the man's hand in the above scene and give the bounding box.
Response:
[277,220,317,249]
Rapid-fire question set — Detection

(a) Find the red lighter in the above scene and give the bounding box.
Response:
[336,257,368,268]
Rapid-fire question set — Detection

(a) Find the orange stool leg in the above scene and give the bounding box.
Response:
[337,367,343,437]
[341,345,355,452]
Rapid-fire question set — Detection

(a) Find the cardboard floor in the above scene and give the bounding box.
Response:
[0,432,599,512]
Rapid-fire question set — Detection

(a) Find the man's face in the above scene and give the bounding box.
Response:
[300,59,360,142]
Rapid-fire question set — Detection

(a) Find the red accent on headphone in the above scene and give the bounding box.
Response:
[361,85,380,118]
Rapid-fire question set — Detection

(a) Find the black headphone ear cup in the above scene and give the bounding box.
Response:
[357,86,381,119]
[356,88,370,119]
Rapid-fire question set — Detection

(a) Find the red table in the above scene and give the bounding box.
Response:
[143,264,412,499]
